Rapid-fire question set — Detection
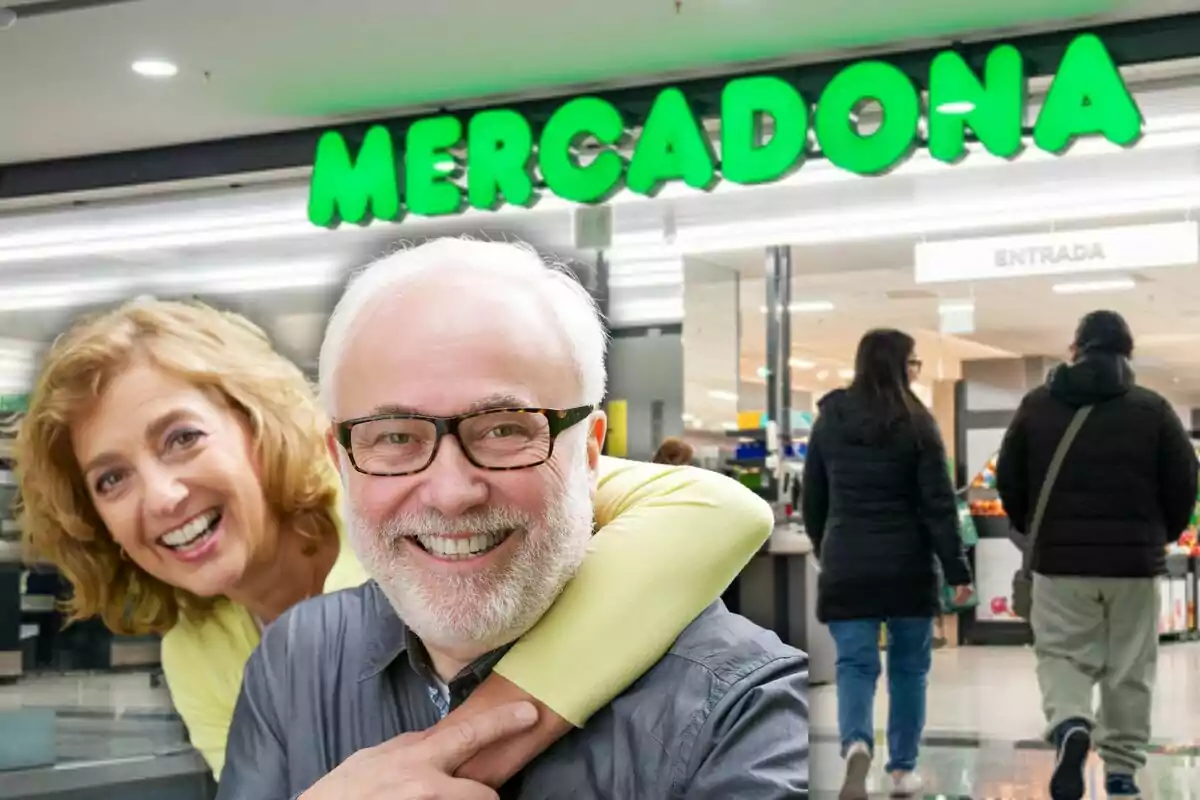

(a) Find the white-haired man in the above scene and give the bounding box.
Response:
[216,238,808,799]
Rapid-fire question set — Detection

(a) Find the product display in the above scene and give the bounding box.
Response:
[965,446,1200,638]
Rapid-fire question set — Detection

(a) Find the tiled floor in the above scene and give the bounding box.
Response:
[811,641,1200,798]
[5,643,1200,795]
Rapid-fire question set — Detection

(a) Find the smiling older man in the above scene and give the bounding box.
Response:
[216,238,808,799]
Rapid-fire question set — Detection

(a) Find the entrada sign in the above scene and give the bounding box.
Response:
[309,33,1142,228]
[995,244,1106,269]
[914,222,1199,284]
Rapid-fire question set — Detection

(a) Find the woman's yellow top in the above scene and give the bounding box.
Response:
[160,457,773,776]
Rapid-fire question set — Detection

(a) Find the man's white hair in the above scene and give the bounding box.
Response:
[318,237,608,415]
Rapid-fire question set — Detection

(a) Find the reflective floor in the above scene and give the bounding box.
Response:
[0,670,187,769]
[811,641,1200,798]
[5,643,1200,796]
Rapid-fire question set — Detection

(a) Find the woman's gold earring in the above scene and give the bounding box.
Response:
[119,547,129,561]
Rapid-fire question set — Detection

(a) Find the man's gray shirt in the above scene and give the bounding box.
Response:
[216,581,809,799]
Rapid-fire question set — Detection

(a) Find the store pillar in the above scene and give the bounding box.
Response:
[763,245,794,503]
[603,249,685,461]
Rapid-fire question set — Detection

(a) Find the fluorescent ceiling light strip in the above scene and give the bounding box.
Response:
[0,208,306,250]
[608,274,685,289]
[613,178,1200,259]
[5,116,1200,264]
[0,262,346,312]
[0,221,335,265]
[707,390,739,402]
[1052,277,1137,294]
[607,257,683,285]
[759,301,835,313]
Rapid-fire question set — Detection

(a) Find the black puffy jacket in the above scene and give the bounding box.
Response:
[803,389,972,622]
[995,353,1198,578]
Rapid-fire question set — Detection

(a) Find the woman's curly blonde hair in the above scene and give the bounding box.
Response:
[14,298,341,636]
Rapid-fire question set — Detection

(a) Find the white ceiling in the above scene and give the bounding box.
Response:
[4,0,1200,164]
[6,36,1200,408]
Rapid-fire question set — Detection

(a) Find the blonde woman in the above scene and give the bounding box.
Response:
[15,298,773,786]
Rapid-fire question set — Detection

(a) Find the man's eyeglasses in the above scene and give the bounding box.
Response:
[335,405,596,477]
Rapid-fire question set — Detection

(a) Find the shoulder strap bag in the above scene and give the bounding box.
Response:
[1011,404,1093,621]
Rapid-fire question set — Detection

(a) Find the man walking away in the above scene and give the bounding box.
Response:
[996,310,1198,800]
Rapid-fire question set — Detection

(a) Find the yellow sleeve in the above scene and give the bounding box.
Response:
[160,606,259,779]
[492,456,773,726]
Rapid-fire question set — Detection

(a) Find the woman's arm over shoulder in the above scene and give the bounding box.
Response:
[493,456,774,726]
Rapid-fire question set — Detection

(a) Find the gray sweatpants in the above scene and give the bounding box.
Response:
[1030,574,1159,776]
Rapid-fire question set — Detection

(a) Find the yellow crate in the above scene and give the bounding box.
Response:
[737,410,764,430]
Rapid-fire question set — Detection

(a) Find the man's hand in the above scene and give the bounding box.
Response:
[952,584,975,607]
[299,701,539,799]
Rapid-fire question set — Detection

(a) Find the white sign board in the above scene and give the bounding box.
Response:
[915,221,1200,284]
[974,538,1025,621]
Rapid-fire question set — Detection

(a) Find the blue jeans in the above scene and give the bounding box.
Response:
[828,617,933,773]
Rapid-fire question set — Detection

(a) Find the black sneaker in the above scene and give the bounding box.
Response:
[1105,774,1141,799]
[1049,723,1091,800]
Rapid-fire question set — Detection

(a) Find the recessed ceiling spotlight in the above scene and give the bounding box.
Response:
[132,59,178,78]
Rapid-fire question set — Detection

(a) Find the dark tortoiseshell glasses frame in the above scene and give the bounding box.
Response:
[335,405,596,477]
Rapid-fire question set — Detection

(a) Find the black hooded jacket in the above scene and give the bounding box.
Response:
[995,353,1198,578]
[803,389,972,622]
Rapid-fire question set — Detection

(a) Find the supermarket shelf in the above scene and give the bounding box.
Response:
[726,429,768,439]
[727,457,767,468]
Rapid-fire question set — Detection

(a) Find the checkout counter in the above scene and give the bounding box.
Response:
[729,523,836,685]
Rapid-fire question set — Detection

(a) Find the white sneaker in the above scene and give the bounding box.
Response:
[890,770,924,797]
[839,741,872,800]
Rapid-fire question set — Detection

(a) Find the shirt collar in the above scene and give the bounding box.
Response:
[358,581,513,684]
[359,582,413,682]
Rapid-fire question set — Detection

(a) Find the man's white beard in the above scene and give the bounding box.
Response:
[344,455,594,656]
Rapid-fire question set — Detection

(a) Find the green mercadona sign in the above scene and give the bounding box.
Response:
[309,33,1142,228]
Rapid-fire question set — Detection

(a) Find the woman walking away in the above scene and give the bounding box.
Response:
[803,329,973,799]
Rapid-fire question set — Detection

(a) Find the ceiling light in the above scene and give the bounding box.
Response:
[936,101,976,115]
[612,170,1200,261]
[839,369,855,380]
[1051,277,1137,295]
[790,301,835,313]
[132,59,178,78]
[759,301,835,314]
[938,300,976,313]
[707,389,739,402]
[789,359,816,370]
[816,370,830,381]
[0,260,345,313]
